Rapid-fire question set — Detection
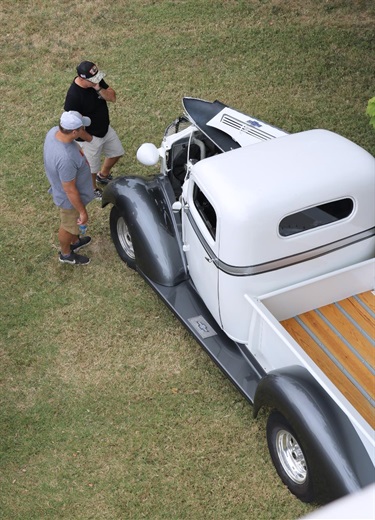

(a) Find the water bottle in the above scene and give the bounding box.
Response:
[78,224,87,235]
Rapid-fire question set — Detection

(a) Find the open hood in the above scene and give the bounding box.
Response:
[182,97,287,152]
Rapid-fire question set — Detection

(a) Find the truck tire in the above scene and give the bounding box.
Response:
[109,206,136,270]
[267,411,315,502]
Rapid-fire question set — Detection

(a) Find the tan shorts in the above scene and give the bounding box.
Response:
[60,208,79,235]
[80,126,125,173]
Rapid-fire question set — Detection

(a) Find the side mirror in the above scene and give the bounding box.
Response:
[136,143,160,166]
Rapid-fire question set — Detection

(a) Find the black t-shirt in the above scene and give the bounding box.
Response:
[64,78,110,138]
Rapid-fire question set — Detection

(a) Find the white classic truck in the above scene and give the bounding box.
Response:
[102,98,375,504]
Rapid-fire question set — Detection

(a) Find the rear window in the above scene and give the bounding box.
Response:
[279,198,354,237]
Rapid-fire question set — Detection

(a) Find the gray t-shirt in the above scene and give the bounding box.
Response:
[44,127,94,209]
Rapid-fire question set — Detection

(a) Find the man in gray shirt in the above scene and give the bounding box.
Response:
[44,111,95,265]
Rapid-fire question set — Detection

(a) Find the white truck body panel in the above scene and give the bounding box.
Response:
[258,257,375,321]
[217,241,374,342]
[206,106,288,146]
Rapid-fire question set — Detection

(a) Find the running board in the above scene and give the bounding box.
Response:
[140,274,265,403]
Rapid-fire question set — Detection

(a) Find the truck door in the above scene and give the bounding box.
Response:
[182,180,221,326]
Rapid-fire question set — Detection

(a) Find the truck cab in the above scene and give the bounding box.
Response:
[183,127,374,342]
[138,98,375,343]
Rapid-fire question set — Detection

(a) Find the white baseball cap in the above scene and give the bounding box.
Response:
[60,111,91,130]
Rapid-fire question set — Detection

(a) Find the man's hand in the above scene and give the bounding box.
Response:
[76,127,93,142]
[77,210,88,225]
[75,76,116,102]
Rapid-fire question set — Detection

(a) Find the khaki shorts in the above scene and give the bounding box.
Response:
[80,125,125,173]
[60,207,79,235]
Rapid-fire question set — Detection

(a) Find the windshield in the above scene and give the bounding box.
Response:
[164,116,191,138]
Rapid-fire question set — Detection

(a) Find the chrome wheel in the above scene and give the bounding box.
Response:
[267,411,314,502]
[117,217,135,260]
[275,429,307,484]
[110,206,136,269]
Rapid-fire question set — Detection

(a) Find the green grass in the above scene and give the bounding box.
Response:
[1,1,374,518]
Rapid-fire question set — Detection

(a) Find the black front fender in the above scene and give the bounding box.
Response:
[254,366,374,502]
[103,175,188,286]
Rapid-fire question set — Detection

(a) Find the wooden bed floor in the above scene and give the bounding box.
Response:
[281,291,375,429]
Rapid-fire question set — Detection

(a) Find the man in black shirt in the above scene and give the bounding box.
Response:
[64,61,124,198]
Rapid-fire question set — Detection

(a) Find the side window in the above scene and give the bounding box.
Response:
[193,184,217,239]
[279,198,354,237]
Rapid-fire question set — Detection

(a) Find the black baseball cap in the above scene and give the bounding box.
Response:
[76,61,105,84]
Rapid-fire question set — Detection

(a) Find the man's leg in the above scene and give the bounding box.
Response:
[59,208,80,254]
[58,208,90,265]
[100,155,122,177]
[58,226,78,255]
[96,127,125,182]
[80,138,103,192]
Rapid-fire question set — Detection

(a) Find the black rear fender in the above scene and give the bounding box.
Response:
[254,366,374,502]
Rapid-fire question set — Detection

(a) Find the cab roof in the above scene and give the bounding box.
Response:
[190,129,375,265]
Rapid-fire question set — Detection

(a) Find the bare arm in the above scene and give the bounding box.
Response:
[95,85,116,102]
[73,76,117,103]
[79,128,93,142]
[62,178,88,225]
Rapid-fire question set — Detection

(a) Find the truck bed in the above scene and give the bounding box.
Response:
[281,291,375,429]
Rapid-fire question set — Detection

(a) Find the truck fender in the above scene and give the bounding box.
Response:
[253,365,374,502]
[102,175,188,286]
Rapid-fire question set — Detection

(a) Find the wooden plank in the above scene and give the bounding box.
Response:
[318,303,373,364]
[339,296,375,340]
[358,291,375,312]
[283,317,375,429]
[299,311,374,399]
[281,291,375,429]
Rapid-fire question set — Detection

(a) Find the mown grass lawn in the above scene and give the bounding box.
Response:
[1,1,374,518]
